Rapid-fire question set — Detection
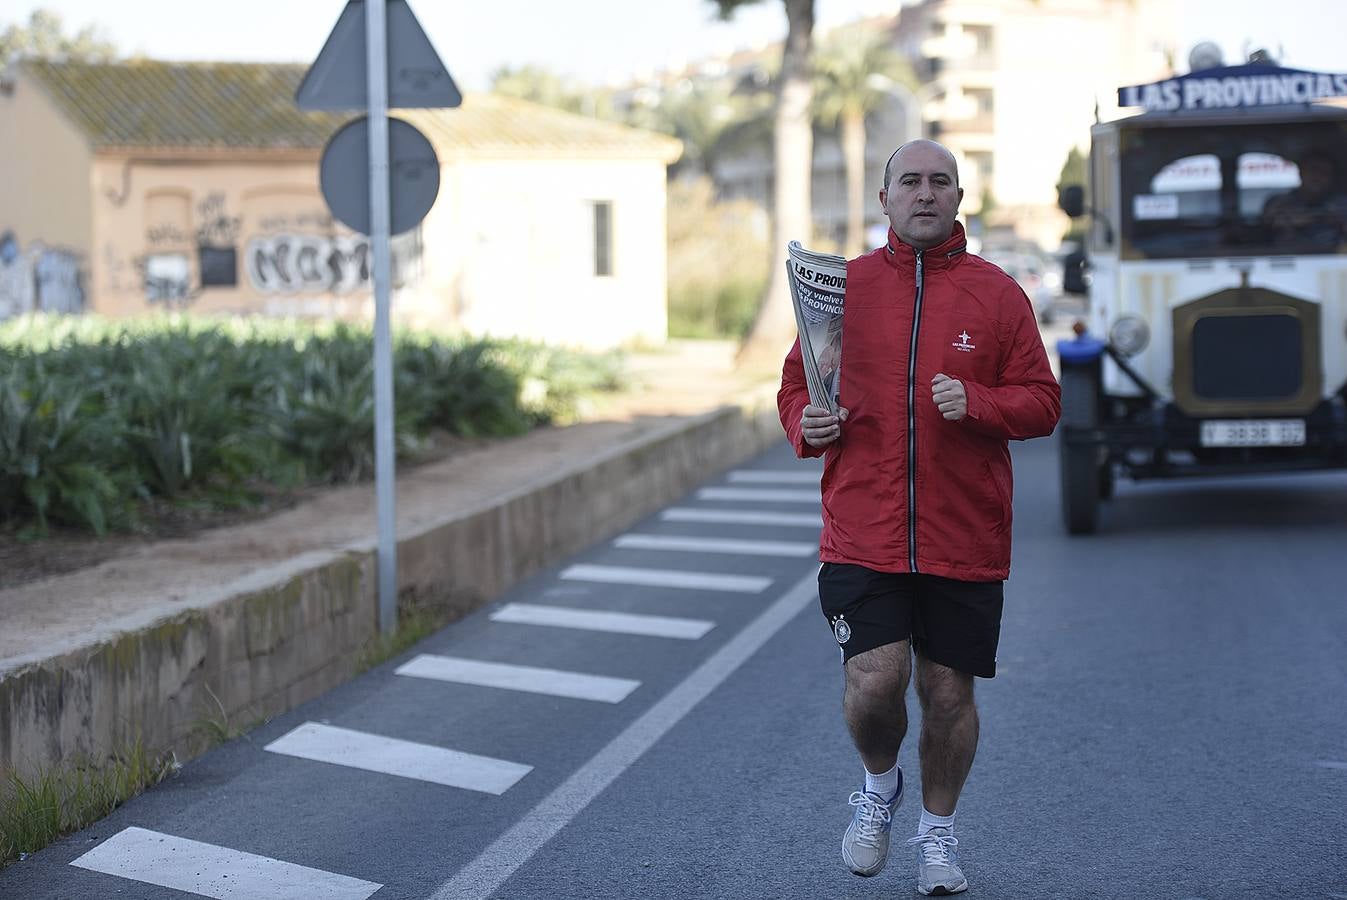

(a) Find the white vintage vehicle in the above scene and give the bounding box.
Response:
[1056,55,1347,533]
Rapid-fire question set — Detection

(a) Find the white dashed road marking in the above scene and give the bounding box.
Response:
[560,564,772,593]
[490,602,714,639]
[396,654,640,703]
[726,469,821,484]
[614,533,817,557]
[429,569,821,900]
[263,722,532,794]
[660,507,823,527]
[69,826,382,900]
[697,487,820,503]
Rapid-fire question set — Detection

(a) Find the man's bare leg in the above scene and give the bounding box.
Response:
[839,640,912,877]
[843,640,912,772]
[914,654,978,816]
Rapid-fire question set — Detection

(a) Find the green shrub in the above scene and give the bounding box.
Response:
[666,177,769,340]
[0,359,127,535]
[0,315,625,535]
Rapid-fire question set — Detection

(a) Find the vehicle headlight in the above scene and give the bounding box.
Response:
[1108,315,1150,356]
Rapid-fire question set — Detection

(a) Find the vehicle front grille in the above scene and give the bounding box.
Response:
[1171,286,1322,416]
[1191,313,1301,400]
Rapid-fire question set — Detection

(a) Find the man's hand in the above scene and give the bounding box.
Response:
[932,373,967,421]
[801,404,849,448]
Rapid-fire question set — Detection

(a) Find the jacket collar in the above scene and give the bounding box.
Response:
[884,221,968,271]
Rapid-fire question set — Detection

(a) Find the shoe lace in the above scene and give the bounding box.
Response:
[907,829,959,866]
[847,791,892,847]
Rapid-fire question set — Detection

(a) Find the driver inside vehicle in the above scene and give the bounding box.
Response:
[1261,152,1347,246]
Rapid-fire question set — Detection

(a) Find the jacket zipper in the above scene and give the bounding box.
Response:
[907,249,924,573]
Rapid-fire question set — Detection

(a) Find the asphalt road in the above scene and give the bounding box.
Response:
[2,437,1345,900]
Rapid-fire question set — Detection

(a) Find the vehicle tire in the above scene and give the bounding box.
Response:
[1098,459,1115,501]
[1059,365,1102,535]
[1061,443,1100,534]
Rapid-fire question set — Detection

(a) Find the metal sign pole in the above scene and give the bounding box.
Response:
[365,0,397,635]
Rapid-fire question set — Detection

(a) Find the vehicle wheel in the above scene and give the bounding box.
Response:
[1061,442,1100,534]
[1059,365,1102,535]
[1098,460,1115,501]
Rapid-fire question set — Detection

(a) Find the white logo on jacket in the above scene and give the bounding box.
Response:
[953,330,976,352]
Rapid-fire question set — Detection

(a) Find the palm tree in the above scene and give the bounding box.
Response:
[813,25,918,257]
[712,0,816,369]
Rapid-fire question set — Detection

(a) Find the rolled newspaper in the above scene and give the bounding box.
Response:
[785,240,847,415]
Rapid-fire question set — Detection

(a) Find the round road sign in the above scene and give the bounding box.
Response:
[319,116,440,236]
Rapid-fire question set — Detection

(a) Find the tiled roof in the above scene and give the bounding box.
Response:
[20,60,682,161]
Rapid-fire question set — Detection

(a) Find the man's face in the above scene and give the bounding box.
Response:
[880,143,964,250]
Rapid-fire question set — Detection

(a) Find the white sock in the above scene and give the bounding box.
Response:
[918,807,956,836]
[864,762,900,802]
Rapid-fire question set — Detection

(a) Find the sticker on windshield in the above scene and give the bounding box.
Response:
[1134,193,1180,220]
[1136,194,1179,219]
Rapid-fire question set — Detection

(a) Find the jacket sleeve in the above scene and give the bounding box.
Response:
[961,290,1062,441]
[778,338,826,459]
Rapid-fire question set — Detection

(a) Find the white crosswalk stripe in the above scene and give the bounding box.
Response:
[726,469,821,484]
[697,487,820,503]
[615,533,816,557]
[660,507,823,527]
[490,602,714,639]
[263,722,532,794]
[396,653,640,703]
[560,563,772,593]
[69,826,382,900]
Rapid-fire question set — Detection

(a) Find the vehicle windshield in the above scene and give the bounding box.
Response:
[1120,119,1347,258]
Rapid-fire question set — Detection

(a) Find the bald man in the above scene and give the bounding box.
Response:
[778,140,1060,895]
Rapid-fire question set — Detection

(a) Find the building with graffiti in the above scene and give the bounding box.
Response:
[0,60,682,348]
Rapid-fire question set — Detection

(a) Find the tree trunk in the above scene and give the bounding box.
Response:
[736,0,814,372]
[842,106,866,258]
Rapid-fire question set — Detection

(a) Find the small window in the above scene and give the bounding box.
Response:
[592,201,613,277]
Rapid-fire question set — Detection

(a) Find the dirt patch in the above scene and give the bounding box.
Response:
[0,432,489,591]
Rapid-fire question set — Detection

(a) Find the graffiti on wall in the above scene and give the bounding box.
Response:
[245,230,421,296]
[246,234,370,294]
[0,230,87,320]
[195,193,241,289]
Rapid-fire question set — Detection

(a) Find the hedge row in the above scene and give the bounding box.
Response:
[0,315,622,536]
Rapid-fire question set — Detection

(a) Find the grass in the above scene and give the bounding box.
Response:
[355,604,452,674]
[0,739,175,870]
[189,684,265,752]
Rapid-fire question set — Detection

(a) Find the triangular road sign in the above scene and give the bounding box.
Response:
[296,0,462,111]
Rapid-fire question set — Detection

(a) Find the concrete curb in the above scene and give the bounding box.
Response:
[1,395,787,781]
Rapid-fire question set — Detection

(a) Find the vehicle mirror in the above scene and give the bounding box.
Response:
[1062,249,1089,295]
[1059,185,1085,218]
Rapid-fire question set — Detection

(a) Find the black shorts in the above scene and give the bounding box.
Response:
[818,563,1004,678]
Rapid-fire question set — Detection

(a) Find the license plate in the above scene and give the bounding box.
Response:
[1199,419,1306,447]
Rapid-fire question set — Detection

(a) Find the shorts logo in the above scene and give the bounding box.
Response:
[833,615,851,645]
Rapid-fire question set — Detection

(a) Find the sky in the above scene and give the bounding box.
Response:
[3,0,1345,92]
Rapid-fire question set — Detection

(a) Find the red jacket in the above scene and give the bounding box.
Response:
[778,224,1061,581]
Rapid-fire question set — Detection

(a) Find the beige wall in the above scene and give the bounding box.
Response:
[4,81,671,349]
[423,156,669,348]
[0,73,94,318]
[88,154,388,321]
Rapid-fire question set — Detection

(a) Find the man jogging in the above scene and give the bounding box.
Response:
[777,139,1061,895]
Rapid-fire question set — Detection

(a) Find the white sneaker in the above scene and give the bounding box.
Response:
[908,826,968,895]
[841,787,901,877]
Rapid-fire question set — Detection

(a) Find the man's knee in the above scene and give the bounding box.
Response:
[915,656,975,717]
[844,640,912,699]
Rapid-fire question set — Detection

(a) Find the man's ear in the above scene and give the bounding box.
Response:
[879,189,889,212]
